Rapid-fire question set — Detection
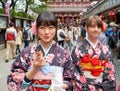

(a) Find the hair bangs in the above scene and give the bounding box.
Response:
[36,12,57,29]
[86,15,102,28]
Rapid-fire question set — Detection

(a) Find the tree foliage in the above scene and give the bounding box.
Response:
[31,3,48,14]
[0,0,48,19]
[0,0,19,9]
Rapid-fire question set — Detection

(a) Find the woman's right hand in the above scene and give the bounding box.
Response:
[32,50,46,71]
[25,51,46,80]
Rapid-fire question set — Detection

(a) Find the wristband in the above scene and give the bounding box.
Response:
[24,75,32,83]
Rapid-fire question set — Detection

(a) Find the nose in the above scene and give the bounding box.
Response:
[95,26,98,31]
[44,28,49,34]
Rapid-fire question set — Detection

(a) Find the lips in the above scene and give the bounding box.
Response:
[44,36,50,39]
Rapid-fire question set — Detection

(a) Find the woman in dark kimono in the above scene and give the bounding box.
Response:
[7,12,88,91]
[71,15,116,91]
[7,12,73,91]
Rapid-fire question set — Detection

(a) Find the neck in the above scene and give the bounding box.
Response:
[88,36,97,45]
[40,41,53,50]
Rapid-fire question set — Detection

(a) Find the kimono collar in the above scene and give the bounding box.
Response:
[85,37,99,49]
[39,41,55,57]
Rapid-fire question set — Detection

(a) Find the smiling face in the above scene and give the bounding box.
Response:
[85,16,102,39]
[86,23,102,39]
[38,25,56,43]
[36,12,57,44]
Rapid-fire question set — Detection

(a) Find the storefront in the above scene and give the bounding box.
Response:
[82,0,120,24]
[0,14,9,49]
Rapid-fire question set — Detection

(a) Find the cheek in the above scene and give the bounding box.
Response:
[98,29,102,33]
[51,29,56,35]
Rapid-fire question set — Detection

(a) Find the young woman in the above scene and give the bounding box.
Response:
[71,15,116,91]
[7,12,88,91]
[15,26,22,55]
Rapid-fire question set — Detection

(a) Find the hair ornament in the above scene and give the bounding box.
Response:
[31,21,37,35]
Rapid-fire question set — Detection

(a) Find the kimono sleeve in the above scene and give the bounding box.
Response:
[102,48,116,90]
[7,47,31,91]
[62,51,74,90]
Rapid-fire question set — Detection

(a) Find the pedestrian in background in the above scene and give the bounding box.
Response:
[15,26,22,55]
[116,26,120,62]
[5,22,17,62]
[23,23,33,48]
[71,15,116,91]
[57,25,66,47]
[7,11,83,91]
[98,21,108,46]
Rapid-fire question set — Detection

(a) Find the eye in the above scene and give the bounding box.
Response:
[49,26,55,29]
[39,26,45,29]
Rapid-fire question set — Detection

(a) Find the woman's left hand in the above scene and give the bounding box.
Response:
[62,83,68,89]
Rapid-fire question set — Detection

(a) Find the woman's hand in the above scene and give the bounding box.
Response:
[26,50,46,80]
[62,83,68,89]
[33,50,46,71]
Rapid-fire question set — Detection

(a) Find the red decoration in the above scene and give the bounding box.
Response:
[100,13,104,19]
[31,80,51,91]
[80,54,106,77]
[109,10,116,17]
[102,21,107,32]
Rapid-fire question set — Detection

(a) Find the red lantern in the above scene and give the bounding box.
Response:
[100,13,104,19]
[109,10,116,17]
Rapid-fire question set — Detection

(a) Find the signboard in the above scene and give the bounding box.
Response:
[0,17,7,28]
[16,19,21,27]
[23,20,28,28]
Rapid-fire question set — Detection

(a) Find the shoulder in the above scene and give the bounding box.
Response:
[55,43,69,54]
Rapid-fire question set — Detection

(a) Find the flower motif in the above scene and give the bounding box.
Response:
[46,54,54,63]
[31,21,37,35]
[79,76,86,83]
[91,57,100,66]
[88,49,93,57]
[95,48,101,58]
[89,85,96,91]
[102,45,109,54]
[57,53,61,57]
[8,82,17,91]
[80,54,105,77]
[75,48,81,58]
[81,54,90,63]
[12,73,24,83]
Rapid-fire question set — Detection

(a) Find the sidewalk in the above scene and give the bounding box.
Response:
[0,42,34,91]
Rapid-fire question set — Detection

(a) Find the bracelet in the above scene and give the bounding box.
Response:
[24,75,32,83]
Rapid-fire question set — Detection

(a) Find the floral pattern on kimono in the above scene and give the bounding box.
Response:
[7,42,85,91]
[71,39,116,91]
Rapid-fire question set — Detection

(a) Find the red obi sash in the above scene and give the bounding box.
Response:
[31,80,51,91]
[7,33,15,41]
[31,70,53,91]
[80,54,106,77]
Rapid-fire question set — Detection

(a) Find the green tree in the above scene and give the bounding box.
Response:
[0,0,19,9]
[31,2,49,14]
[25,0,34,13]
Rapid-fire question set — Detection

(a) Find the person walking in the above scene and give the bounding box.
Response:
[5,22,17,62]
[15,26,22,55]
[57,25,66,47]
[98,21,108,46]
[23,24,33,48]
[71,15,116,91]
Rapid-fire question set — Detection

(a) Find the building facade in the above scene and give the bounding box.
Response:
[47,0,99,25]
[81,0,120,24]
